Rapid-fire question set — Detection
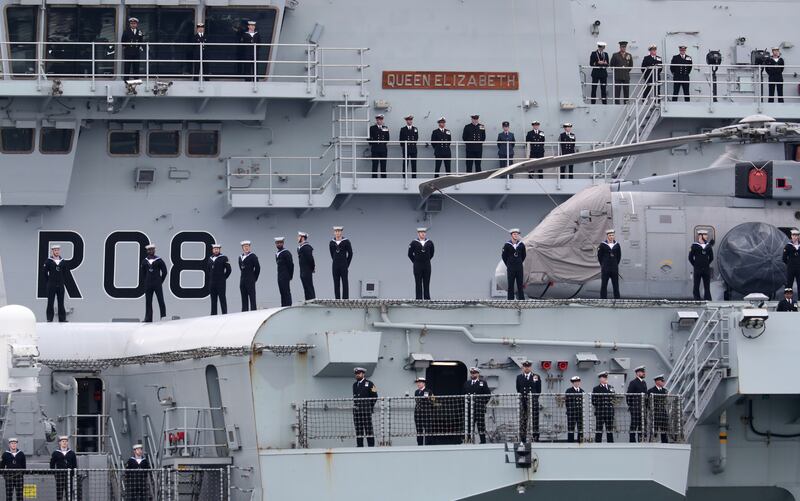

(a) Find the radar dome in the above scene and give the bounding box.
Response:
[717,222,786,296]
[0,305,36,338]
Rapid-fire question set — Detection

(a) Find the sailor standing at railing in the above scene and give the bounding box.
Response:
[274,237,294,307]
[558,123,576,179]
[647,375,670,443]
[610,41,634,104]
[591,371,615,443]
[191,22,207,81]
[462,114,486,173]
[399,115,419,178]
[598,229,621,299]
[688,229,714,301]
[463,368,491,444]
[589,42,610,104]
[121,17,144,81]
[413,377,435,446]
[297,231,316,301]
[238,21,261,77]
[765,47,786,103]
[329,226,353,299]
[516,361,541,443]
[238,240,260,312]
[497,121,516,168]
[502,228,526,300]
[50,436,77,501]
[641,44,663,99]
[525,121,545,178]
[669,45,693,102]
[431,118,452,177]
[565,376,585,443]
[1,438,26,501]
[352,367,378,447]
[626,366,648,442]
[369,114,390,178]
[125,444,151,501]
[777,287,798,312]
[408,227,434,300]
[783,228,800,295]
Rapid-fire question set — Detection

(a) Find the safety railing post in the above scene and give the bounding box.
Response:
[306,44,312,94]
[252,43,258,92]
[308,157,313,205]
[91,42,96,92]
[144,44,150,91]
[199,41,205,92]
[383,397,390,446]
[182,408,189,457]
[463,395,471,444]
[351,135,358,189]
[268,157,273,206]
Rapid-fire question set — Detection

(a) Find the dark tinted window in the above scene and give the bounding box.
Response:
[40,128,75,154]
[148,131,180,156]
[7,7,38,76]
[1,128,34,153]
[204,8,277,77]
[109,131,140,155]
[46,7,117,77]
[126,8,195,77]
[187,131,219,156]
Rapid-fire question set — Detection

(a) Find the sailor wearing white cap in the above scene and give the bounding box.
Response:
[766,47,785,103]
[517,360,541,442]
[565,376,585,442]
[414,377,435,445]
[125,444,151,497]
[784,229,800,295]
[399,115,419,178]
[431,118,452,177]
[463,367,491,444]
[121,17,144,81]
[141,244,168,322]
[297,232,316,301]
[648,375,670,443]
[462,114,486,173]
[1,436,26,499]
[626,365,648,442]
[207,243,231,315]
[192,22,207,81]
[330,226,353,299]
[274,237,294,307]
[50,435,77,499]
[43,243,70,323]
[597,229,621,299]
[352,367,378,447]
[558,123,576,179]
[408,228,435,300]
[238,240,260,311]
[592,371,615,443]
[526,120,546,178]
[502,228,527,300]
[369,114,390,178]
[238,21,261,77]
[670,45,692,102]
[590,41,610,104]
[777,287,798,312]
[689,229,714,300]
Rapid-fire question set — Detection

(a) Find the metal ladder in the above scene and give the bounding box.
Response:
[333,95,370,186]
[603,75,662,180]
[666,307,731,437]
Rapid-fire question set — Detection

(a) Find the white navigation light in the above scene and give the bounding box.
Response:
[739,308,768,330]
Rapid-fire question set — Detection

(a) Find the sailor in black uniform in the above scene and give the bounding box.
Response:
[431,117,452,177]
[783,228,800,294]
[408,227,434,300]
[413,377,435,445]
[648,375,671,443]
[330,226,353,299]
[43,244,69,322]
[121,17,144,81]
[463,367,491,444]
[626,366,648,442]
[497,121,516,168]
[275,237,294,307]
[352,367,378,447]
[297,231,315,300]
[669,45,692,102]
[777,287,798,312]
[238,21,261,77]
[399,115,418,178]
[591,371,615,443]
[124,444,151,501]
[1,438,25,501]
[207,243,231,315]
[369,114,390,178]
[598,229,621,299]
[766,47,785,103]
[565,376,585,443]
[516,360,541,443]
[688,229,714,300]
[462,114,486,173]
[525,121,545,178]
[641,44,663,99]
[502,228,527,300]
[50,435,77,501]
[191,22,207,80]
[238,240,260,311]
[140,244,168,322]
[558,123,576,179]
[589,41,610,104]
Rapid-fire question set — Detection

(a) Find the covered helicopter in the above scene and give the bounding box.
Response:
[420,115,800,299]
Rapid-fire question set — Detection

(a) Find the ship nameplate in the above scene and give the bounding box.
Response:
[382,71,519,90]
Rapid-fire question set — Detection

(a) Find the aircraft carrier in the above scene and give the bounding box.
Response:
[0,0,798,499]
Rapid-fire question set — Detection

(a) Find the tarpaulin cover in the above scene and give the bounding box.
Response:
[717,221,786,296]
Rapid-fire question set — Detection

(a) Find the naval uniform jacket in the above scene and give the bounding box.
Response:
[777,298,798,312]
[597,241,621,272]
[525,129,545,158]
[121,28,144,59]
[558,132,576,155]
[610,51,634,82]
[590,50,610,79]
[591,383,615,412]
[783,242,800,270]
[462,123,486,153]
[765,57,785,82]
[399,125,419,155]
[431,128,452,158]
[192,32,206,59]
[353,379,377,410]
[564,386,585,416]
[275,249,294,280]
[408,239,434,265]
[238,30,261,46]
[0,450,26,469]
[50,448,77,469]
[297,242,315,275]
[502,241,526,271]
[329,238,353,267]
[368,124,390,156]
[125,456,151,469]
[462,378,491,408]
[238,253,261,285]
[626,377,648,408]
[647,385,669,419]
[43,257,69,288]
[641,54,663,83]
[414,387,435,412]
[670,54,692,80]
[497,131,515,158]
[516,373,541,399]
[140,256,167,288]
[207,255,232,285]
[688,242,714,271]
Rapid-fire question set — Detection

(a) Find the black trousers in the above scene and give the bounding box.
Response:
[333,264,349,299]
[693,268,711,300]
[465,150,482,173]
[468,404,487,443]
[560,164,574,179]
[55,471,71,501]
[413,261,431,300]
[209,282,227,315]
[278,277,292,307]
[300,272,315,300]
[567,414,583,442]
[591,76,607,104]
[240,281,256,311]
[600,269,620,299]
[529,151,544,178]
[507,267,525,300]
[123,58,139,81]
[672,79,690,101]
[787,267,800,293]
[615,81,630,104]
[768,79,784,103]
[434,156,451,177]
[192,59,207,81]
[519,396,540,442]
[403,150,417,178]
[353,408,375,447]
[372,153,387,178]
[654,410,669,443]
[414,408,432,445]
[5,474,23,501]
[144,285,166,322]
[594,408,615,443]
[46,283,67,322]
[629,405,643,442]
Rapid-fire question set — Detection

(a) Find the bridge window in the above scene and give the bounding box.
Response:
[46,7,117,77]
[40,128,75,154]
[187,131,219,157]
[6,6,38,77]
[203,7,277,77]
[109,131,140,156]
[1,128,34,154]
[126,8,195,77]
[148,131,181,157]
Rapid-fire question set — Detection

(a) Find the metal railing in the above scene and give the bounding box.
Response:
[298,393,683,448]
[163,406,228,458]
[58,414,114,455]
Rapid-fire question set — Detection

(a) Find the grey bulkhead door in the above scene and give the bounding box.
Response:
[645,208,687,282]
